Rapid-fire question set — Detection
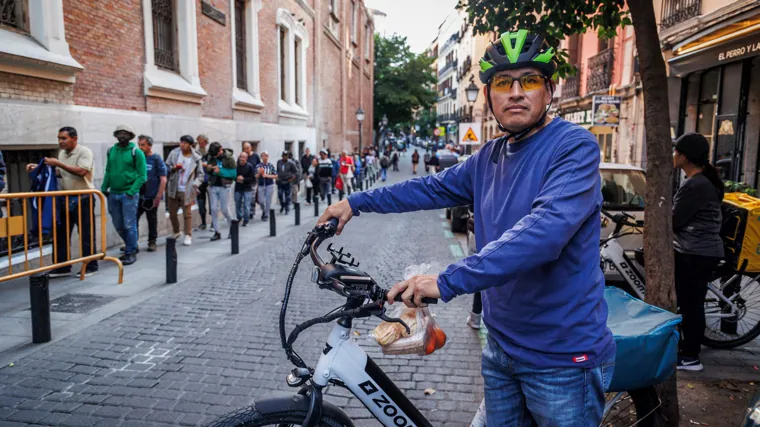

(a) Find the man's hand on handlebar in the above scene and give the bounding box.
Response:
[387,275,442,308]
[317,199,353,235]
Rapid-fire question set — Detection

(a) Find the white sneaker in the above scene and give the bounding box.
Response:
[467,312,482,330]
[183,235,192,246]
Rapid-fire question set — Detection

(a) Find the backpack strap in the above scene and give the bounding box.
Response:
[108,146,138,167]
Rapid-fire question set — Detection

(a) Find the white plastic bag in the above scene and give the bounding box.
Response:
[370,263,447,356]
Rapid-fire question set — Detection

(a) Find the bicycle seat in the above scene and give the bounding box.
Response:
[320,263,374,286]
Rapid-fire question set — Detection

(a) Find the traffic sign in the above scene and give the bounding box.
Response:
[433,128,441,136]
[458,122,481,145]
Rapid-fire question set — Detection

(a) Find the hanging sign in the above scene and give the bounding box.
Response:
[458,123,482,145]
[592,95,622,126]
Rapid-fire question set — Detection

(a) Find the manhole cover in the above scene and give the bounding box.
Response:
[46,293,117,314]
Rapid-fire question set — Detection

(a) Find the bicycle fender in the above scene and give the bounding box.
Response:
[253,394,356,427]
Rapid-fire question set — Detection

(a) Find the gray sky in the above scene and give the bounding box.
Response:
[365,0,459,53]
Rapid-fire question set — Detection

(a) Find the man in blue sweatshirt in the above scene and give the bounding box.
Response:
[319,29,615,426]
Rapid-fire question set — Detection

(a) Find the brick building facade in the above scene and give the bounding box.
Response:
[0,0,374,250]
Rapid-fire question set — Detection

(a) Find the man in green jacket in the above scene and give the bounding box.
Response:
[205,141,237,241]
[101,125,147,265]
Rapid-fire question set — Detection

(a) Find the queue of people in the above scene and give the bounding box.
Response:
[20,126,364,275]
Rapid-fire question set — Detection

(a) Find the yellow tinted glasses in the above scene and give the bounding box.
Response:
[491,74,547,93]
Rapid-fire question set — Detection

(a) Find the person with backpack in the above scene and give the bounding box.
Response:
[234,152,257,226]
[276,151,298,214]
[317,150,333,201]
[205,142,237,241]
[391,150,399,171]
[102,125,147,265]
[412,149,420,175]
[136,135,167,252]
[379,152,390,182]
[288,151,302,205]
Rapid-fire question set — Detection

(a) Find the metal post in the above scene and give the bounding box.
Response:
[29,273,51,343]
[294,202,300,226]
[231,220,239,255]
[314,198,319,217]
[166,237,177,284]
[269,209,276,237]
[327,193,332,206]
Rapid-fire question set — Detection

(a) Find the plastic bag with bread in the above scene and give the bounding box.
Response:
[371,306,446,356]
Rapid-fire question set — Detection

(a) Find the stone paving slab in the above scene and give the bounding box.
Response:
[0,168,484,427]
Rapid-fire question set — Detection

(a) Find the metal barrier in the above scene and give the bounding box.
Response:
[0,189,123,284]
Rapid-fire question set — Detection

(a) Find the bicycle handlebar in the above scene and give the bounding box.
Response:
[309,217,438,305]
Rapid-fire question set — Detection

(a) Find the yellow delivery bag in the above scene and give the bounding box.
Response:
[721,192,760,273]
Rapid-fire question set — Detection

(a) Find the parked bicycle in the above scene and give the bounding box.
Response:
[600,209,760,348]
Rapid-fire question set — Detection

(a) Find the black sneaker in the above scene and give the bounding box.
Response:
[262,214,268,221]
[243,220,249,227]
[48,267,72,278]
[677,356,704,371]
[81,269,98,278]
[210,232,221,241]
[119,253,137,266]
[199,224,207,230]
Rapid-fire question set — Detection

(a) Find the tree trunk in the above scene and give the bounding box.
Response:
[626,1,679,426]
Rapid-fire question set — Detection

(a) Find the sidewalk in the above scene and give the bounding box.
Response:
[0,193,339,365]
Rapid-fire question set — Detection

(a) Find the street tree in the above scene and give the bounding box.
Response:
[374,34,438,133]
[459,0,678,425]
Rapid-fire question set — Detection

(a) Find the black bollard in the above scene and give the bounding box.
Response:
[294,202,300,226]
[314,198,319,217]
[29,273,51,343]
[338,191,343,201]
[269,209,276,237]
[231,220,239,255]
[327,193,332,206]
[166,237,177,284]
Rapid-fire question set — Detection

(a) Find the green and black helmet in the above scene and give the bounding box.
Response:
[479,29,557,84]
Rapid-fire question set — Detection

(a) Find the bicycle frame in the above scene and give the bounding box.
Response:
[600,238,741,319]
[313,323,432,427]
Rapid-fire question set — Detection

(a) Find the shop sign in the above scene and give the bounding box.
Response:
[592,95,622,126]
[563,110,593,125]
[458,122,482,145]
[718,39,760,63]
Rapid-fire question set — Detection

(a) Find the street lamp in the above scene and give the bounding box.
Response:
[381,114,389,151]
[465,81,479,104]
[356,108,365,155]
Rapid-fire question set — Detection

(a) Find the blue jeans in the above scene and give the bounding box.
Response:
[208,185,232,233]
[381,168,387,181]
[277,182,292,211]
[234,191,252,221]
[482,336,614,426]
[107,193,139,255]
[257,184,274,216]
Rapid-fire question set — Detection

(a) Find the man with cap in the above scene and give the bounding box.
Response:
[276,150,298,214]
[102,125,147,265]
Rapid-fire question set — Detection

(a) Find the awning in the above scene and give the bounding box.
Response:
[668,15,760,77]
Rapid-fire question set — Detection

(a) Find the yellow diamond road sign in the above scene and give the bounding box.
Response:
[458,122,481,145]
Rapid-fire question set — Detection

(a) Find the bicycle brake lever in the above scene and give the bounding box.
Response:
[377,312,411,335]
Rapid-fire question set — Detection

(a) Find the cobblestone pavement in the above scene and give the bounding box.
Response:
[0,166,484,427]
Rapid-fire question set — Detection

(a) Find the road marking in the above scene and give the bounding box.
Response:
[443,230,454,239]
[450,244,464,258]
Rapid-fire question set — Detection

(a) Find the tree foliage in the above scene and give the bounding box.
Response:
[374,34,438,129]
[458,0,631,77]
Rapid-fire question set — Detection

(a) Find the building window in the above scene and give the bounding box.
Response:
[279,25,288,102]
[0,0,25,31]
[285,141,294,153]
[235,0,247,91]
[152,0,177,71]
[350,0,357,44]
[294,36,302,106]
[276,8,309,118]
[329,0,338,16]
[142,0,205,102]
[365,23,371,62]
[231,0,263,111]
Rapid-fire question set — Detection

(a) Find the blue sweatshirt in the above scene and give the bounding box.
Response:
[348,118,614,369]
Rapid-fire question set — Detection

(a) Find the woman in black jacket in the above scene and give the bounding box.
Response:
[234,152,257,226]
[672,133,725,372]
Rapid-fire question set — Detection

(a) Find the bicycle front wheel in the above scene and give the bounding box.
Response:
[703,273,760,349]
[207,406,351,427]
[602,387,660,427]
[206,396,354,427]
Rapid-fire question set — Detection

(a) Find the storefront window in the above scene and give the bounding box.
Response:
[697,68,719,150]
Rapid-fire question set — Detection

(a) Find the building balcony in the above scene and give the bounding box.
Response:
[560,73,581,101]
[438,59,458,77]
[660,0,701,30]
[586,48,614,94]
